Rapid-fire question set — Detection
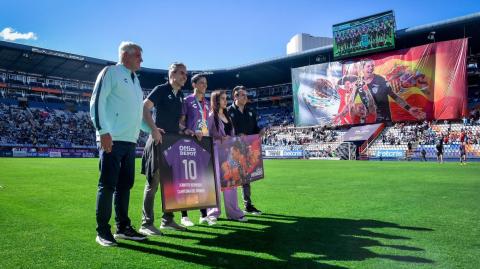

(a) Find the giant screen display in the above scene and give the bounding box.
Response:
[333,10,396,59]
[292,38,468,127]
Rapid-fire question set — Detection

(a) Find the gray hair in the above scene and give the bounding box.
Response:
[168,62,187,77]
[118,41,142,62]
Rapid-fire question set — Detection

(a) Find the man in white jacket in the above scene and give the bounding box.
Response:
[90,41,151,247]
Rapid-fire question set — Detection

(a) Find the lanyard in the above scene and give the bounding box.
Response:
[195,97,207,121]
[194,96,209,135]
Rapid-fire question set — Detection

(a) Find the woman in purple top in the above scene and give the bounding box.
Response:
[178,74,215,226]
[207,90,247,222]
[181,74,210,139]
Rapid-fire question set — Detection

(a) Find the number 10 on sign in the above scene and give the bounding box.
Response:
[182,159,197,180]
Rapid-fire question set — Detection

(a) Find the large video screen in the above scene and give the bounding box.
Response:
[333,11,396,60]
[292,38,468,127]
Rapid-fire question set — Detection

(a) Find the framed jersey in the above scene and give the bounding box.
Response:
[159,134,219,212]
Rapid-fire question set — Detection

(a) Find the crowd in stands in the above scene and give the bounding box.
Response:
[433,121,480,145]
[263,118,480,160]
[257,105,293,128]
[367,119,480,160]
[0,103,95,147]
[262,125,343,146]
[380,121,433,145]
[305,145,337,158]
[1,81,295,148]
[0,95,290,148]
[380,120,480,147]
[0,102,149,148]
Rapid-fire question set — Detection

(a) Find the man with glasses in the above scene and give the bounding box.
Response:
[139,62,188,235]
[227,86,264,215]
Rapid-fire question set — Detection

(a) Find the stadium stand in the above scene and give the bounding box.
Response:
[367,121,480,160]
[262,125,348,158]
[0,97,149,150]
[257,106,293,128]
[0,102,94,147]
[1,12,480,160]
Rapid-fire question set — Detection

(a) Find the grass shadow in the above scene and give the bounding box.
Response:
[118,214,434,268]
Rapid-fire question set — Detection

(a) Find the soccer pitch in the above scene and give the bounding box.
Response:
[0,158,479,269]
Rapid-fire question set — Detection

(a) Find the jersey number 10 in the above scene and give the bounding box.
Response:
[182,159,197,180]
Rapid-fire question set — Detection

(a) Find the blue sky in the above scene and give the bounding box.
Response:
[1,0,479,70]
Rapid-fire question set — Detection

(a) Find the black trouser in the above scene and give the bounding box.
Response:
[96,141,136,236]
[181,209,207,218]
[242,183,252,208]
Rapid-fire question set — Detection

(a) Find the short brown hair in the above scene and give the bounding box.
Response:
[191,73,206,84]
[232,85,247,99]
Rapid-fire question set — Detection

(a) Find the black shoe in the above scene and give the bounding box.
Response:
[244,205,262,215]
[96,232,117,247]
[114,225,147,241]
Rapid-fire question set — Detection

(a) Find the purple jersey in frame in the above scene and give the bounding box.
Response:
[163,138,211,204]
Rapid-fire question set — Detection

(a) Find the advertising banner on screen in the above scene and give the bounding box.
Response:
[292,38,468,127]
[375,149,404,158]
[264,149,304,159]
[158,134,219,213]
[12,150,27,157]
[214,135,264,190]
[49,152,62,158]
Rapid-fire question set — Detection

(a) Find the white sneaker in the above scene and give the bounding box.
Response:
[199,216,217,226]
[181,217,195,227]
[138,225,163,236]
[208,216,218,222]
[96,235,117,247]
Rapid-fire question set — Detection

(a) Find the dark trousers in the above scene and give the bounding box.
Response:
[96,141,136,236]
[181,209,208,218]
[242,183,252,208]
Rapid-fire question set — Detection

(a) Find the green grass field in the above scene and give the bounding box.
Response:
[0,158,479,269]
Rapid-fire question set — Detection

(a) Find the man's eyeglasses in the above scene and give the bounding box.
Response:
[174,70,187,75]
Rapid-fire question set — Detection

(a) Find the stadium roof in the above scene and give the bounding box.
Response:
[1,12,479,90]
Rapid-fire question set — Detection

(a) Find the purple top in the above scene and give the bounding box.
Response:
[182,94,210,135]
[163,138,211,200]
[207,112,235,140]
